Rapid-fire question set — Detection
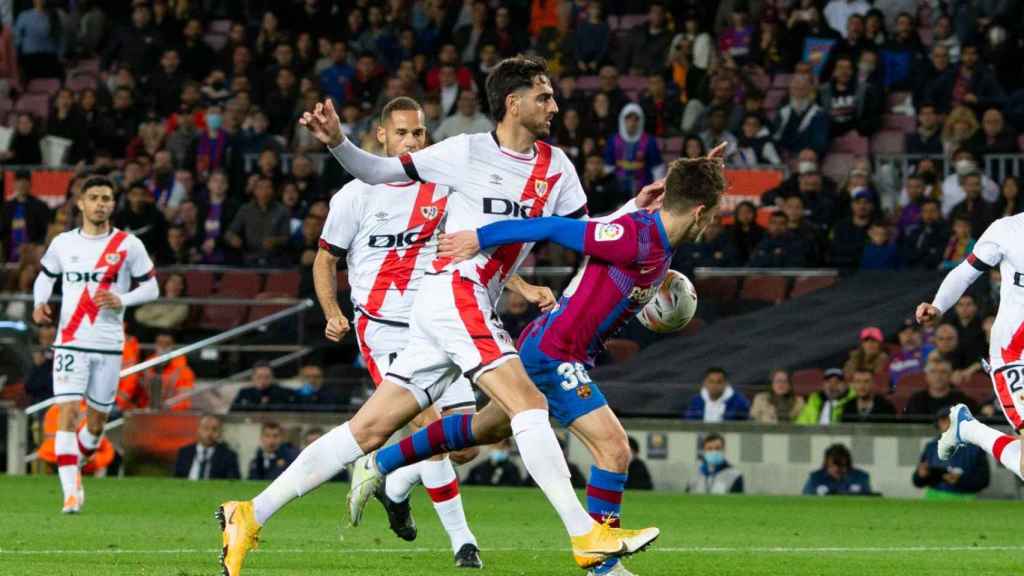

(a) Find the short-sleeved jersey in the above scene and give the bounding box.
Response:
[399,132,588,303]
[969,214,1024,370]
[40,228,155,353]
[518,211,674,365]
[319,179,449,323]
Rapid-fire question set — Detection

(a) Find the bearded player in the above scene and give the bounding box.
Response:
[314,95,556,568]
[218,56,658,575]
[32,175,159,513]
[356,151,725,576]
[919,212,1024,483]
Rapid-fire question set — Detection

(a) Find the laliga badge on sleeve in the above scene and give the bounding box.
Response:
[594,223,624,242]
[646,432,668,460]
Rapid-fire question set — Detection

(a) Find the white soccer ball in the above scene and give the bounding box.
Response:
[637,270,698,333]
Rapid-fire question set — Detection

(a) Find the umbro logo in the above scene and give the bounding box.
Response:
[70,256,79,263]
[375,212,388,221]
[489,174,502,185]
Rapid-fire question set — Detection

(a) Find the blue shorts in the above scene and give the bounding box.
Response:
[518,322,608,427]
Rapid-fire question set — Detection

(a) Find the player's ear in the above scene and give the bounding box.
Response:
[376,123,386,148]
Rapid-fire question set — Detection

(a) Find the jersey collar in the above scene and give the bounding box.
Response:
[490,131,537,161]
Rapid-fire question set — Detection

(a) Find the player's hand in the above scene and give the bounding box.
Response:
[438,231,481,263]
[942,471,961,485]
[636,178,665,211]
[915,462,930,478]
[93,290,123,310]
[325,315,350,342]
[916,303,941,326]
[32,303,53,325]
[707,142,729,163]
[519,282,557,313]
[299,99,345,148]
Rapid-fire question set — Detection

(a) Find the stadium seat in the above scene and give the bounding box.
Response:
[576,76,599,92]
[661,137,683,156]
[821,153,855,182]
[891,372,927,412]
[65,74,97,92]
[209,19,232,34]
[183,270,214,296]
[792,368,823,397]
[620,75,647,92]
[616,14,647,31]
[871,130,905,155]
[739,276,788,304]
[74,59,101,73]
[25,77,60,96]
[198,302,247,331]
[830,133,869,155]
[771,73,793,88]
[789,276,836,298]
[217,271,263,298]
[14,93,49,121]
[882,114,915,132]
[264,270,300,295]
[247,292,291,322]
[694,276,738,303]
[963,372,994,404]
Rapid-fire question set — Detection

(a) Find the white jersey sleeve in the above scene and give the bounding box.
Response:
[126,235,155,282]
[39,237,63,277]
[970,219,1007,270]
[399,134,471,188]
[550,150,589,218]
[320,183,364,254]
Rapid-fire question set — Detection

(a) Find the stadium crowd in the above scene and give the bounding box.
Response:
[0,0,1018,425]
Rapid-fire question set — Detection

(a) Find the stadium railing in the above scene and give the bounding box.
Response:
[3,297,315,476]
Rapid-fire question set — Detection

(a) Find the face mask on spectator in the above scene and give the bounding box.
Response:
[797,161,817,175]
[858,62,875,75]
[954,160,976,175]
[207,114,223,130]
[489,449,508,464]
[703,450,725,467]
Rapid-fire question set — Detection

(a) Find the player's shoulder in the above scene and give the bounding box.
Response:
[118,228,146,247]
[330,180,370,207]
[985,214,1023,238]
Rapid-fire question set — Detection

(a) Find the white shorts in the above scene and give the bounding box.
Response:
[354,308,478,412]
[386,272,517,410]
[51,346,122,413]
[991,363,1024,431]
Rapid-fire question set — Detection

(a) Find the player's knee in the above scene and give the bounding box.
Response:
[596,435,631,473]
[86,421,104,436]
[449,446,480,465]
[350,420,391,451]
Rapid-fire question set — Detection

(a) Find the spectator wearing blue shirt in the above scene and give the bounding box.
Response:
[248,422,300,481]
[803,444,874,496]
[860,222,900,270]
[319,40,355,106]
[14,0,64,81]
[685,367,751,422]
[775,74,830,157]
[913,410,990,500]
[604,103,665,196]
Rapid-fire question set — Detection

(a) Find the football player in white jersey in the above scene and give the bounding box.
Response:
[218,57,658,576]
[32,175,159,513]
[917,213,1024,482]
[313,96,554,568]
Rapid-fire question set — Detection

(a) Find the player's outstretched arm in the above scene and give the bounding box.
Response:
[439,217,587,263]
[916,260,985,325]
[312,247,350,342]
[507,275,557,312]
[300,99,407,185]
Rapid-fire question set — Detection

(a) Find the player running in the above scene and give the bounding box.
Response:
[31,175,159,513]
[313,95,555,568]
[218,56,658,575]
[917,212,1024,483]
[356,151,725,576]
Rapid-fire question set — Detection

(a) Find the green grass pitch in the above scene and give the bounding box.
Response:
[1,475,1023,575]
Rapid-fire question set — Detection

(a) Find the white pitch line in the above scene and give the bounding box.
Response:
[2,545,1023,556]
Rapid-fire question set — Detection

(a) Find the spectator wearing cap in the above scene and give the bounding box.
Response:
[604,103,665,197]
[940,215,976,270]
[797,368,855,425]
[803,444,872,496]
[913,409,990,499]
[750,369,805,424]
[434,91,494,142]
[905,103,943,155]
[844,326,890,379]
[748,211,809,268]
[828,188,876,269]
[860,222,900,270]
[775,74,830,157]
[942,150,1001,218]
[841,368,896,423]
[889,318,935,390]
[231,362,295,412]
[684,367,750,423]
[950,172,996,239]
[904,357,976,419]
[0,170,50,262]
[901,198,949,270]
[686,433,744,495]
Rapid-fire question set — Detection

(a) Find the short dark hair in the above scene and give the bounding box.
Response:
[380,96,422,126]
[771,210,788,222]
[920,198,940,209]
[485,55,549,122]
[824,443,852,468]
[705,366,727,378]
[253,360,273,371]
[663,157,726,214]
[81,175,116,195]
[628,436,640,452]
[702,432,725,448]
[261,421,282,433]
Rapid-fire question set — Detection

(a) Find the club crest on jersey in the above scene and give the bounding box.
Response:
[594,223,624,242]
[534,180,548,198]
[420,206,439,220]
[105,252,122,265]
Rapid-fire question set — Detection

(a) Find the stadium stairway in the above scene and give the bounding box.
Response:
[593,270,943,417]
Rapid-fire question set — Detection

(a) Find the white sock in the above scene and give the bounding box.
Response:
[55,430,80,500]
[77,427,100,455]
[385,461,422,503]
[252,422,364,525]
[961,419,1024,480]
[510,409,594,537]
[421,457,476,552]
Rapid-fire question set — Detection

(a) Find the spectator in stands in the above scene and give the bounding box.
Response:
[0,170,50,262]
[1,113,43,166]
[686,433,744,495]
[319,40,354,106]
[174,415,241,480]
[135,273,189,334]
[620,2,671,75]
[225,176,290,267]
[727,201,764,265]
[114,182,168,256]
[733,113,781,168]
[949,293,987,364]
[265,67,299,136]
[573,1,609,74]
[896,174,927,239]
[605,104,665,196]
[2,259,37,321]
[190,104,231,181]
[426,43,473,93]
[819,54,881,138]
[14,0,64,80]
[699,107,738,160]
[970,108,1018,159]
[248,421,298,481]
[749,211,809,268]
[797,368,855,425]
[836,162,880,219]
[941,215,976,270]
[931,16,960,65]
[293,364,342,411]
[554,108,586,169]
[151,48,184,116]
[901,199,948,270]
[914,409,990,499]
[718,6,753,67]
[156,225,193,266]
[803,443,873,496]
[841,368,896,423]
[434,90,493,141]
[844,326,890,378]
[950,172,996,238]
[25,324,55,405]
[492,6,527,59]
[751,369,805,423]
[995,176,1022,217]
[99,87,140,158]
[860,222,900,270]
[639,74,682,139]
[828,188,875,269]
[905,357,976,419]
[685,73,738,135]
[625,436,654,490]
[931,323,973,374]
[587,93,617,150]
[466,439,522,487]
[142,331,195,411]
[925,43,1006,113]
[50,88,91,163]
[775,73,829,157]
[231,361,295,412]
[195,171,240,264]
[581,153,624,216]
[665,35,707,109]
[889,317,934,390]
[905,103,943,155]
[685,367,750,422]
[673,216,736,273]
[782,195,823,265]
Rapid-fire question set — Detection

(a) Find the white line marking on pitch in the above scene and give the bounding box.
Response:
[1,546,1022,556]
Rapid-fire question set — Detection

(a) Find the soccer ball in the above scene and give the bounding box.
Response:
[637,270,698,333]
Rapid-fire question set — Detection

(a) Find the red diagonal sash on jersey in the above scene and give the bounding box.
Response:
[363,182,447,315]
[1002,321,1024,364]
[60,231,129,344]
[476,142,562,286]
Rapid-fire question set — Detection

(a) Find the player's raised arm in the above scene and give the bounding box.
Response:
[917,220,1005,325]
